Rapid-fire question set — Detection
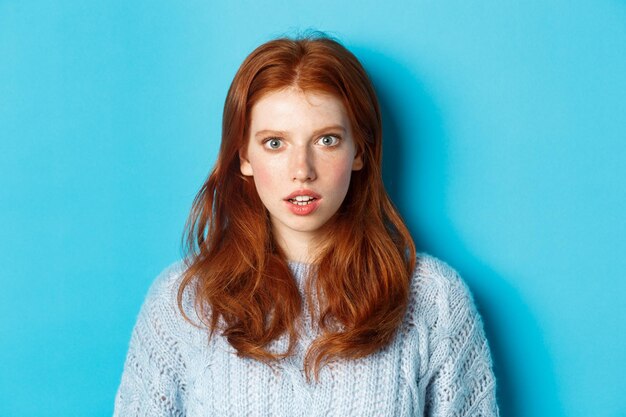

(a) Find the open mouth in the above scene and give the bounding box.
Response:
[287,196,318,206]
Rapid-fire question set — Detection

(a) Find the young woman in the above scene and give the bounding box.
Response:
[114,34,499,416]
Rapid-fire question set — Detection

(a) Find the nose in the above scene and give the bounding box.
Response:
[290,145,317,182]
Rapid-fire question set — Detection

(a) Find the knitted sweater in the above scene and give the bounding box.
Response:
[113,253,499,417]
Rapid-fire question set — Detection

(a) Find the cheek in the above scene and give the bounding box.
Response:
[249,161,280,199]
[330,156,357,194]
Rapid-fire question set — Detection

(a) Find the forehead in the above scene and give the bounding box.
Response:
[248,88,350,131]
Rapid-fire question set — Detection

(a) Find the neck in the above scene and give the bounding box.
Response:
[272,226,320,264]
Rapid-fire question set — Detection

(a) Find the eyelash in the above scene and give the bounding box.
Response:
[262,134,342,150]
[263,137,283,150]
[317,135,341,147]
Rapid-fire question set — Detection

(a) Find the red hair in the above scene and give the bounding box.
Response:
[178,33,416,381]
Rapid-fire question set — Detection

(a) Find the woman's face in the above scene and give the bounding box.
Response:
[240,87,363,257]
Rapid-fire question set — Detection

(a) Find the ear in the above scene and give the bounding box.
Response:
[239,148,253,176]
[352,153,363,171]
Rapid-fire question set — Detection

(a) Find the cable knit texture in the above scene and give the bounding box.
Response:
[113,253,499,416]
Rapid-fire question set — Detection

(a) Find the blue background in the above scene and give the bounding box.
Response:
[1,1,625,416]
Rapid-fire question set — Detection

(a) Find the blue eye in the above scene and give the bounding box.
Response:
[318,135,340,146]
[264,138,283,149]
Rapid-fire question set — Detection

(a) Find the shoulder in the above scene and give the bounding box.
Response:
[147,259,188,296]
[412,252,472,299]
[137,259,200,336]
[406,252,478,328]
[145,259,197,306]
[410,254,499,415]
[115,261,198,414]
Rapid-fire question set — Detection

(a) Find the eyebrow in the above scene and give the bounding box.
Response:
[254,125,347,138]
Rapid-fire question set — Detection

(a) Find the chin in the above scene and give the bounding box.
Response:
[285,218,328,232]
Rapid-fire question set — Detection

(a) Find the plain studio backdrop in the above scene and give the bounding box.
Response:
[1,1,625,416]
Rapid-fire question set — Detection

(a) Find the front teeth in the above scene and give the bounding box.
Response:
[289,195,316,205]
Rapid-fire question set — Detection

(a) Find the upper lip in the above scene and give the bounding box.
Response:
[284,189,322,200]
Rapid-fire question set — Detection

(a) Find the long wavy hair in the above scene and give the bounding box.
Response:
[177,33,416,381]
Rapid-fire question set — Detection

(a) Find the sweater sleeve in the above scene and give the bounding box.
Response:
[113,264,189,417]
[424,266,499,417]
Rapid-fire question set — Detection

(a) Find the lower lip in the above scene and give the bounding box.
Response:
[285,199,320,216]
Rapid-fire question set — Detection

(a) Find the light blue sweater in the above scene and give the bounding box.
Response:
[113,253,499,416]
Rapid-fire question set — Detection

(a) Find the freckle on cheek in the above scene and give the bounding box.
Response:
[254,169,272,183]
[251,168,275,195]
